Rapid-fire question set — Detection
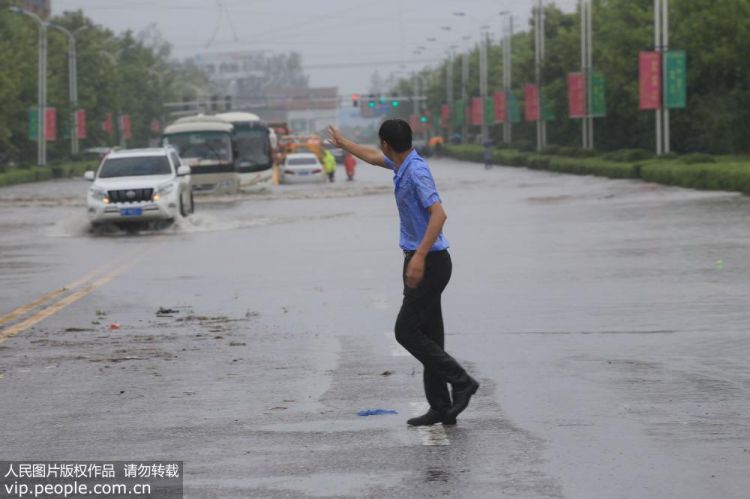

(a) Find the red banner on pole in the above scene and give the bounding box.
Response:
[44,108,57,141]
[493,91,507,124]
[639,51,662,110]
[568,73,586,118]
[75,110,87,139]
[440,104,450,127]
[150,119,162,134]
[120,115,132,140]
[470,97,483,126]
[103,113,114,135]
[524,84,540,122]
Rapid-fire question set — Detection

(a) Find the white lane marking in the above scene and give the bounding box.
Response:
[410,402,451,446]
[384,331,410,357]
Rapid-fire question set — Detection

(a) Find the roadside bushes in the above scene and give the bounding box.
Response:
[443,144,750,195]
[0,161,95,188]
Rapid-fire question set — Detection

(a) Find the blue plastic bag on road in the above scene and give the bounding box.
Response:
[357,408,398,417]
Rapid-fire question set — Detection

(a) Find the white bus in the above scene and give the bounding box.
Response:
[162,117,238,194]
[215,112,274,189]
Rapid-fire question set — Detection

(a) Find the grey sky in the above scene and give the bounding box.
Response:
[54,0,578,94]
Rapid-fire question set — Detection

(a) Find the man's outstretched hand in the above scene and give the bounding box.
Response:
[327,126,344,149]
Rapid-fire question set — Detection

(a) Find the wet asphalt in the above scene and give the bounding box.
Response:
[1,157,749,498]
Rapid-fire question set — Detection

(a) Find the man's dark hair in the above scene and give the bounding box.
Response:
[379,119,412,153]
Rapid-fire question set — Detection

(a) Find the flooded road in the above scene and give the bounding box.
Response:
[1,158,749,498]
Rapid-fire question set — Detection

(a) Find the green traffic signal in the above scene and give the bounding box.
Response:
[420,116,428,123]
[392,101,400,107]
[368,101,376,108]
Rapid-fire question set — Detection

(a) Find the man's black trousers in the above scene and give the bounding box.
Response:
[395,249,470,413]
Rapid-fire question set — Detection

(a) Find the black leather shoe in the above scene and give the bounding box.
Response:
[444,377,479,423]
[407,409,446,426]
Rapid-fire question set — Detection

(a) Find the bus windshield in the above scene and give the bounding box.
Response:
[235,127,271,167]
[163,132,233,164]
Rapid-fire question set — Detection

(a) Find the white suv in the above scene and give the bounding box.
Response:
[85,148,194,229]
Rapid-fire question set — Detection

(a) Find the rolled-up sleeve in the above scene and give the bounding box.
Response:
[413,166,442,208]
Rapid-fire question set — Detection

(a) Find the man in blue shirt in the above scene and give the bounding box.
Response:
[328,119,479,426]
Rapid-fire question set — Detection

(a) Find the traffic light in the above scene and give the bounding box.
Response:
[392,100,400,107]
[420,116,428,123]
[368,100,376,108]
[352,93,360,107]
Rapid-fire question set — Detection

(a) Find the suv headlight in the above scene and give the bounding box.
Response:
[152,182,175,201]
[89,186,109,204]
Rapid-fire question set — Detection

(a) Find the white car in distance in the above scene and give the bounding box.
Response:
[85,148,194,231]
[281,152,326,184]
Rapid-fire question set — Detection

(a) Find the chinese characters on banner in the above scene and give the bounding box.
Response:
[589,72,607,117]
[568,73,586,118]
[76,110,87,139]
[120,115,132,140]
[45,108,57,141]
[664,50,687,109]
[494,91,507,123]
[639,51,661,110]
[470,97,483,126]
[524,84,540,122]
[484,98,495,125]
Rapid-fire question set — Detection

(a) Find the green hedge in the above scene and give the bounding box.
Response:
[0,161,95,188]
[443,145,750,195]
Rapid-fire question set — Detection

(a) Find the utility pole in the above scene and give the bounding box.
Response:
[654,0,670,155]
[461,51,469,144]
[10,7,47,165]
[502,14,513,145]
[446,52,454,137]
[49,24,86,156]
[534,0,547,151]
[580,0,594,149]
[479,31,489,142]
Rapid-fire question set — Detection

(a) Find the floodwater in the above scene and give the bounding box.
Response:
[1,158,749,498]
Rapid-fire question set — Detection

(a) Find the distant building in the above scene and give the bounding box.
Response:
[14,0,51,18]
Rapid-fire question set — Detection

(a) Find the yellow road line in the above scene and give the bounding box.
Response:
[0,246,155,344]
[0,266,107,327]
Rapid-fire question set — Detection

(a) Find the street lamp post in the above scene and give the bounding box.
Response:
[500,12,514,145]
[479,28,490,142]
[654,0,670,155]
[9,7,47,166]
[580,0,594,149]
[534,0,547,151]
[49,24,87,156]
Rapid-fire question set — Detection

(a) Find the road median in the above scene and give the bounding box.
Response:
[443,145,750,195]
[0,161,96,188]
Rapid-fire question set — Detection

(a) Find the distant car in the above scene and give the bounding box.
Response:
[85,147,194,230]
[281,153,326,184]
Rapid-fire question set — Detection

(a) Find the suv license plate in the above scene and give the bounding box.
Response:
[120,207,143,217]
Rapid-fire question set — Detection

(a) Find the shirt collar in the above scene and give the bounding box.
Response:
[393,149,419,182]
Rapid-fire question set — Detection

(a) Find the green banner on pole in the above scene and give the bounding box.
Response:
[28,107,39,141]
[508,93,521,123]
[484,98,495,124]
[589,71,607,117]
[664,50,687,109]
[453,98,465,127]
[542,96,556,121]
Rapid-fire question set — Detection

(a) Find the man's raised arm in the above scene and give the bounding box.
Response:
[327,126,388,169]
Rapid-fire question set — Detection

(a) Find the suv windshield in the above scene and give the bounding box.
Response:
[99,156,172,178]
